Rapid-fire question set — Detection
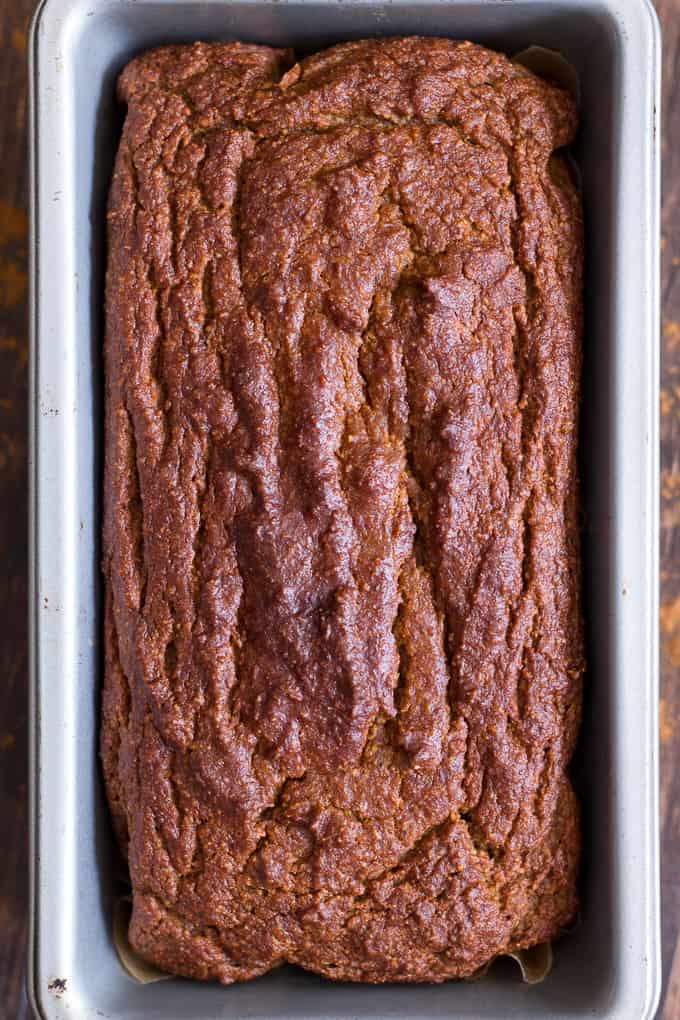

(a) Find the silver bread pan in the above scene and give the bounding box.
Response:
[28,0,660,1017]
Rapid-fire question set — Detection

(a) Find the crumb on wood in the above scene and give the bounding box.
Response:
[660,595,680,668]
[0,200,26,245]
[10,26,26,56]
[663,319,680,350]
[0,257,27,305]
[660,699,675,745]
[661,387,672,417]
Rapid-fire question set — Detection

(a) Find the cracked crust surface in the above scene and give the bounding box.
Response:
[101,36,584,984]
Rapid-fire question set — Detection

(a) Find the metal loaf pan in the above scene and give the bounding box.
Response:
[28,0,661,1017]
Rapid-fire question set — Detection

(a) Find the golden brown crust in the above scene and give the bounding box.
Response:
[101,36,584,984]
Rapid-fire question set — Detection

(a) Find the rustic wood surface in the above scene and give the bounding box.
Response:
[0,1,678,1016]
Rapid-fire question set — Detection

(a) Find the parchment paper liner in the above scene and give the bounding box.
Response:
[113,897,171,984]
[114,893,565,987]
[512,46,580,103]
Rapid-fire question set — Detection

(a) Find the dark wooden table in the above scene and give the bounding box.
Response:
[1,2,678,1016]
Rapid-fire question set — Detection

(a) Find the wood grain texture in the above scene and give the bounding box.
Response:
[657,0,680,1014]
[0,1,32,1017]
[0,1,676,1016]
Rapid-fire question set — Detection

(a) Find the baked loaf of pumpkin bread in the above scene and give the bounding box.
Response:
[102,36,584,984]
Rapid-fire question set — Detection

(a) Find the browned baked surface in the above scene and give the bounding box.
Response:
[102,35,583,984]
